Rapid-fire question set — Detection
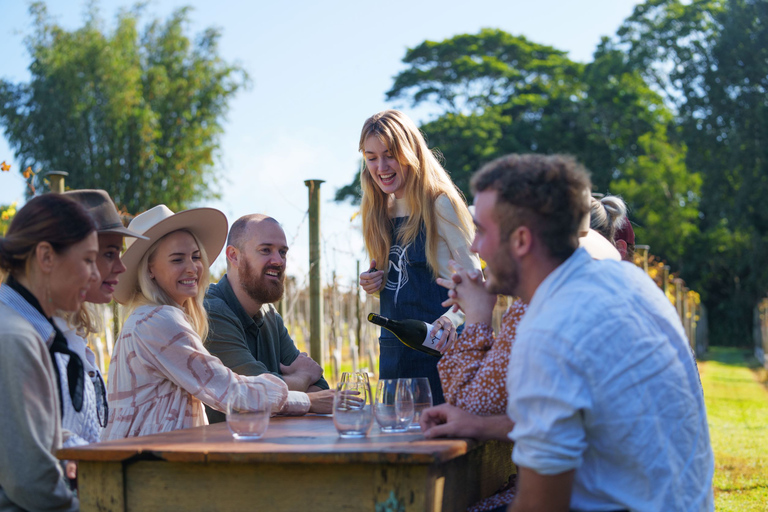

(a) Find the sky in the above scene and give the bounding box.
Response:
[0,0,643,289]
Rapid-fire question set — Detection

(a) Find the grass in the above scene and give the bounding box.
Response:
[699,347,768,511]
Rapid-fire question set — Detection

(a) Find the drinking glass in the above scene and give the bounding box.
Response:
[339,371,370,387]
[226,381,270,440]
[333,380,373,438]
[374,379,414,433]
[408,377,433,431]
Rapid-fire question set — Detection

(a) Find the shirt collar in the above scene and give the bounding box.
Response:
[527,247,592,313]
[210,274,263,329]
[0,280,56,345]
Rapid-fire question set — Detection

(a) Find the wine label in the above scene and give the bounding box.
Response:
[422,322,443,349]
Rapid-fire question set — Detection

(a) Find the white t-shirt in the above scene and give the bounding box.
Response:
[507,248,714,511]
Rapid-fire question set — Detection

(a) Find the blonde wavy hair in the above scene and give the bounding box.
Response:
[359,110,474,278]
[126,229,211,340]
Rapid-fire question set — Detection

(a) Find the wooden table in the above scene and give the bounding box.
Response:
[59,415,514,512]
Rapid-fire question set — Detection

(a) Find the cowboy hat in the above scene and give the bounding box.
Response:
[113,205,228,304]
[62,189,148,239]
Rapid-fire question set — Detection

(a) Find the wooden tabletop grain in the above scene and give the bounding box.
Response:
[57,415,479,465]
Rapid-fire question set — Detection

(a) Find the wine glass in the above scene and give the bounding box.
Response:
[408,378,433,431]
[333,380,373,438]
[374,379,414,433]
[226,380,270,440]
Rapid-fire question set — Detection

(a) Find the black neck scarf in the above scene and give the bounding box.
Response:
[6,276,84,417]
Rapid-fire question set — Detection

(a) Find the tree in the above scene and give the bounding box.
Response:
[0,2,248,214]
[610,0,768,343]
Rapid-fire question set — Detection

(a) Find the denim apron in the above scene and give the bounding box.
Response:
[378,217,455,405]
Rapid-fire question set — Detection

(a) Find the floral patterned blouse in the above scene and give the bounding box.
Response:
[437,299,527,512]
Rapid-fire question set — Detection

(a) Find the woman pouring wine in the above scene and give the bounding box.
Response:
[357,110,480,404]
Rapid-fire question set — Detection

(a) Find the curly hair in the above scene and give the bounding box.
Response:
[471,154,591,261]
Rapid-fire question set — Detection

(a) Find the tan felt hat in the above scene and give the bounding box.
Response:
[113,205,228,304]
[62,189,148,239]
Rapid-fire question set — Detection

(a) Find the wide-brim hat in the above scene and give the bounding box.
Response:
[62,189,148,240]
[113,205,228,304]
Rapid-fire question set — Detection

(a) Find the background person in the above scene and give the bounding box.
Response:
[357,109,480,404]
[204,214,332,423]
[104,205,300,441]
[0,193,99,512]
[589,194,627,246]
[53,190,147,449]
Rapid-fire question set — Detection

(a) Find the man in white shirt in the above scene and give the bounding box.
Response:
[421,154,714,511]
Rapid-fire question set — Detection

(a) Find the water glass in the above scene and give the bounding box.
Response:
[226,381,270,440]
[339,371,370,387]
[408,378,433,431]
[374,379,414,433]
[333,380,373,438]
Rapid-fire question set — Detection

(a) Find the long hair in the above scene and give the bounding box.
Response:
[358,110,474,278]
[127,229,211,340]
[0,194,96,283]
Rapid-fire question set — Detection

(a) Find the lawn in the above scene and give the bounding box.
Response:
[699,347,768,511]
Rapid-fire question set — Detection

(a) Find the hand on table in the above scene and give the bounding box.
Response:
[307,389,335,414]
[360,260,384,294]
[436,260,496,326]
[420,404,514,442]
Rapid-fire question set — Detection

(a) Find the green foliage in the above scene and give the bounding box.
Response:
[0,2,248,214]
[611,127,701,268]
[611,0,768,344]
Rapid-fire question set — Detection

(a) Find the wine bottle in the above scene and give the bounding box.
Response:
[367,313,443,357]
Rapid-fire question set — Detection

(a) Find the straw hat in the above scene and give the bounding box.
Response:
[112,205,228,304]
[62,189,147,239]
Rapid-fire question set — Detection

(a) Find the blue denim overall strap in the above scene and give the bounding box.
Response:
[378,217,455,404]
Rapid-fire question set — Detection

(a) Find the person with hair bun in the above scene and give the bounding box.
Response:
[104,205,306,441]
[357,110,481,404]
[0,193,100,512]
[589,194,628,245]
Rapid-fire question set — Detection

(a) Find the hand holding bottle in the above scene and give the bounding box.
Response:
[429,315,457,353]
[436,260,496,326]
[359,259,384,294]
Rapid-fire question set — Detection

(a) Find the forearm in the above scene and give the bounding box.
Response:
[282,372,313,392]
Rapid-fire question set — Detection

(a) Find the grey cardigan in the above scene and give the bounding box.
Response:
[0,303,79,511]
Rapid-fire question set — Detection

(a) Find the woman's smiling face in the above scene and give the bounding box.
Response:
[364,135,409,199]
[148,230,203,306]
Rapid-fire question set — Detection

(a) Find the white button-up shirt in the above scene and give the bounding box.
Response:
[508,248,714,511]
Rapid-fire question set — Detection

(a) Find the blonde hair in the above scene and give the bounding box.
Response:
[127,229,211,340]
[359,110,474,277]
[590,195,628,244]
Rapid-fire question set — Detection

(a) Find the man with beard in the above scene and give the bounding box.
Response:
[204,214,331,423]
[421,154,714,512]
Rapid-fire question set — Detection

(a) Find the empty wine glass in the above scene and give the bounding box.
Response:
[226,380,270,440]
[374,379,414,433]
[333,380,373,438]
[408,377,433,431]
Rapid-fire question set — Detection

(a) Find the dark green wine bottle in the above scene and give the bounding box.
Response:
[367,313,442,358]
